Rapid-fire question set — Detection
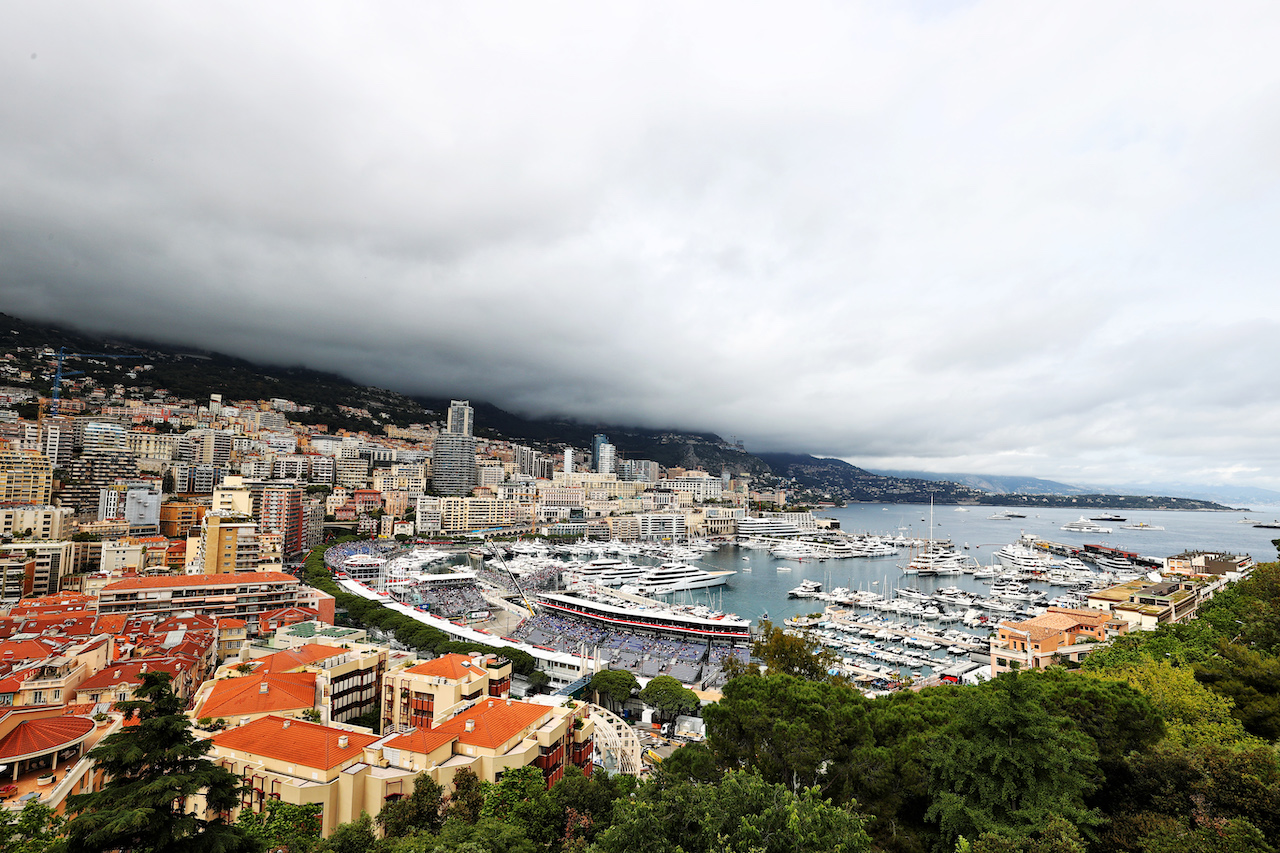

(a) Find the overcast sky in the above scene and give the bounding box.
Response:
[4,3,1280,489]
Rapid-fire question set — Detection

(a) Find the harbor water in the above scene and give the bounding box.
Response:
[665,504,1280,627]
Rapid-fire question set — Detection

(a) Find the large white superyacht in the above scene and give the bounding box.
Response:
[626,562,736,595]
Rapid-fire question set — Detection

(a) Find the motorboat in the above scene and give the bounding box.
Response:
[1061,517,1113,533]
[788,579,823,599]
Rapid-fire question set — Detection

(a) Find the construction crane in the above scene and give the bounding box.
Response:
[48,346,144,417]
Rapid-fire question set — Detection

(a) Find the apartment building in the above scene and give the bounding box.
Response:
[245,641,388,724]
[187,512,260,574]
[204,698,594,837]
[96,571,331,631]
[0,541,73,602]
[160,501,207,538]
[438,497,531,534]
[1086,578,1203,630]
[0,505,73,541]
[381,653,512,733]
[990,607,1129,675]
[0,449,53,505]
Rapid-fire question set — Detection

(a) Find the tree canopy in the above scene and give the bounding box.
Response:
[63,671,258,853]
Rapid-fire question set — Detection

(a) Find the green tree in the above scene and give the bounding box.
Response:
[377,773,444,839]
[638,675,700,723]
[1194,643,1280,740]
[527,670,552,694]
[656,742,722,787]
[236,800,323,853]
[63,671,258,853]
[430,816,538,853]
[595,769,872,853]
[316,812,375,853]
[588,669,639,713]
[704,673,871,796]
[1083,655,1253,750]
[478,765,556,847]
[0,801,64,853]
[958,814,1087,853]
[727,620,842,682]
[446,767,486,825]
[547,766,633,848]
[925,673,1103,847]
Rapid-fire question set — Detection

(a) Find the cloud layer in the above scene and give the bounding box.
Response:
[4,2,1280,487]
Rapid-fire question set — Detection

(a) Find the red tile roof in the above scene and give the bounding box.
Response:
[404,653,487,681]
[197,672,317,720]
[10,593,96,616]
[92,614,129,635]
[74,659,186,694]
[102,571,298,592]
[384,728,457,756]
[251,644,344,674]
[0,668,37,694]
[259,606,317,625]
[154,615,218,632]
[432,698,550,751]
[0,715,94,761]
[218,618,247,628]
[210,715,381,770]
[0,638,62,662]
[2,615,98,638]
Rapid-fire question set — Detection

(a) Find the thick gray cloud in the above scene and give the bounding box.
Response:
[4,2,1280,488]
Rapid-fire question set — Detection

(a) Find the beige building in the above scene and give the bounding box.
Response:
[990,607,1128,675]
[381,653,512,733]
[0,449,53,505]
[438,497,530,533]
[1087,579,1202,630]
[96,571,333,629]
[187,512,260,574]
[0,540,73,601]
[204,696,594,838]
[0,505,72,541]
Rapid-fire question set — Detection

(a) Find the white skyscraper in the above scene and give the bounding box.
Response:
[564,448,574,474]
[597,443,617,476]
[447,400,474,437]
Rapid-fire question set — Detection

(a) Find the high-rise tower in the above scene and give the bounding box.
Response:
[447,400,474,437]
[433,401,477,496]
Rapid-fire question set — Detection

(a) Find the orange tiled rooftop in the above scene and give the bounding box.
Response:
[404,653,488,681]
[432,698,550,750]
[102,571,297,592]
[197,672,317,719]
[209,715,381,770]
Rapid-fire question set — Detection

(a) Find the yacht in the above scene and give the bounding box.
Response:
[788,579,824,599]
[1090,513,1127,522]
[993,542,1054,570]
[567,558,647,587]
[1120,521,1165,531]
[901,543,966,576]
[631,562,735,594]
[1061,517,1113,534]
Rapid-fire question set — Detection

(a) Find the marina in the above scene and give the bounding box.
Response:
[334,504,1273,691]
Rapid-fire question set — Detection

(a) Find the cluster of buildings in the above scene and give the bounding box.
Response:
[0,380,777,598]
[0,346,784,833]
[0,583,595,837]
[988,553,1249,675]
